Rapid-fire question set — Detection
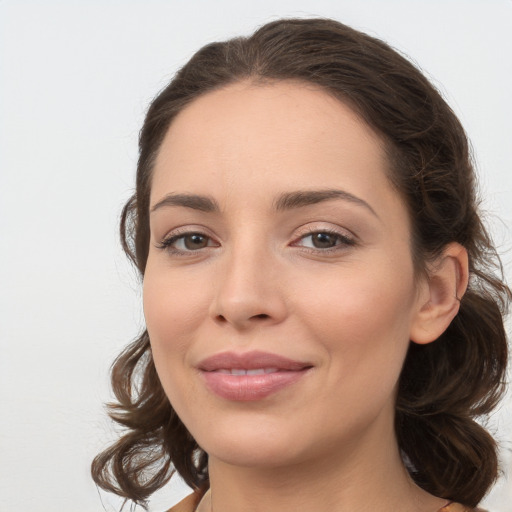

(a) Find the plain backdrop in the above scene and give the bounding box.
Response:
[1,1,511,511]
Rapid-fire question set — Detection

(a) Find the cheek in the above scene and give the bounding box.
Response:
[143,263,208,370]
[142,265,211,418]
[300,261,416,387]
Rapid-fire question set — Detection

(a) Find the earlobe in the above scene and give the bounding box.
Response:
[410,243,469,345]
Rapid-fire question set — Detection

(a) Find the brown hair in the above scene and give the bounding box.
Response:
[92,18,510,508]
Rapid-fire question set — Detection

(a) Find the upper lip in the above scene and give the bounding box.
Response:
[197,350,312,371]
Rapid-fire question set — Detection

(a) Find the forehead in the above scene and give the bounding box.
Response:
[150,80,398,216]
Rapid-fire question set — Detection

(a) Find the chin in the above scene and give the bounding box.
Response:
[194,418,307,469]
[208,441,301,469]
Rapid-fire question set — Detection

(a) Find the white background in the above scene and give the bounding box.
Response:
[1,1,511,511]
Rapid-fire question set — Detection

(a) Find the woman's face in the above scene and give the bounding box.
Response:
[144,81,427,469]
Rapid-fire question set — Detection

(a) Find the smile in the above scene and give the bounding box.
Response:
[197,351,312,401]
[214,368,279,375]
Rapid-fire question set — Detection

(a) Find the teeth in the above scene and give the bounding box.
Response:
[215,368,280,375]
[246,369,265,375]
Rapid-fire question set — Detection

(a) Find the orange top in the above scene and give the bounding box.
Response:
[166,493,488,512]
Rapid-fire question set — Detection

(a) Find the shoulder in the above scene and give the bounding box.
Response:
[165,496,490,512]
[165,492,203,512]
[439,503,489,512]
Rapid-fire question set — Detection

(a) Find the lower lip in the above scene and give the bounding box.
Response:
[201,370,309,401]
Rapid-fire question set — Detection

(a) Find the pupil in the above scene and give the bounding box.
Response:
[313,233,336,248]
[185,234,207,250]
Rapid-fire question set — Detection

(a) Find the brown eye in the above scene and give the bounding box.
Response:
[183,233,209,250]
[310,232,339,249]
[294,230,355,251]
[157,231,218,254]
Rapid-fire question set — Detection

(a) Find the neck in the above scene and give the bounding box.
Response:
[200,413,446,512]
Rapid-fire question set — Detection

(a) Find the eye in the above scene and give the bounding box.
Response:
[157,231,218,254]
[294,230,355,251]
[177,233,210,250]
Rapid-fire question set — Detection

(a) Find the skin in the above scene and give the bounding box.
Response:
[143,81,468,512]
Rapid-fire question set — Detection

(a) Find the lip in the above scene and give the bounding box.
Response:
[197,350,312,401]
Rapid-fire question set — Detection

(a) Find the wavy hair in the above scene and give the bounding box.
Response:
[92,18,510,509]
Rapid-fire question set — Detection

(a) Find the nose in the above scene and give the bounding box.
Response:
[209,242,288,330]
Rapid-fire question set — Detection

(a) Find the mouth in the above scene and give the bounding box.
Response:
[197,351,313,401]
[214,368,280,375]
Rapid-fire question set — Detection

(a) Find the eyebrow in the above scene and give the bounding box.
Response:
[151,193,219,213]
[150,189,378,218]
[274,189,379,218]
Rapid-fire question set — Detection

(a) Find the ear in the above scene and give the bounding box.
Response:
[410,242,469,345]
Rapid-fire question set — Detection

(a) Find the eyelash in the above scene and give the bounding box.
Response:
[155,229,218,256]
[292,228,356,253]
[156,228,356,256]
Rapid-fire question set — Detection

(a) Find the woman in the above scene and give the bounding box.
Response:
[92,18,510,512]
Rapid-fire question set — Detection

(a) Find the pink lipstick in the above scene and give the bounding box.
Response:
[197,351,312,401]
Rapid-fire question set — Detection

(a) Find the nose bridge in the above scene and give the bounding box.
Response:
[210,230,286,328]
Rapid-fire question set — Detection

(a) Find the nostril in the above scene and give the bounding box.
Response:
[214,313,269,325]
[253,314,270,320]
